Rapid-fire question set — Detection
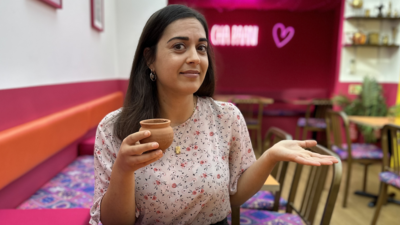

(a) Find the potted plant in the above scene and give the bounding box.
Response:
[332,76,388,143]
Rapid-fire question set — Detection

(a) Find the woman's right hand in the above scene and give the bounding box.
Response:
[114,130,163,174]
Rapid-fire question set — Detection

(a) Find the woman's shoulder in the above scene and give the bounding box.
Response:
[98,108,122,128]
[200,96,242,117]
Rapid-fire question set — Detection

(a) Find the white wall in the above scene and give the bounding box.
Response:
[340,0,400,83]
[115,0,167,79]
[0,0,166,90]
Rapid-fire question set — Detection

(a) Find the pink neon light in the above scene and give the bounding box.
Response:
[211,25,259,46]
[272,23,295,48]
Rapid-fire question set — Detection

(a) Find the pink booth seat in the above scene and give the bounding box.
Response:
[78,136,96,155]
[0,208,90,225]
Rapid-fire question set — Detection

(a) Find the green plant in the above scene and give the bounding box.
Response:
[332,76,388,143]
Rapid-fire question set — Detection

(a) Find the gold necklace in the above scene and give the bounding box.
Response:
[175,96,197,154]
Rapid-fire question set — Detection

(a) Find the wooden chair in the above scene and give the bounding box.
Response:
[295,99,332,145]
[241,127,292,211]
[325,110,383,208]
[232,97,264,155]
[230,144,342,225]
[371,124,400,225]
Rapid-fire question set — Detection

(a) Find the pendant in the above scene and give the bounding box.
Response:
[175,146,181,154]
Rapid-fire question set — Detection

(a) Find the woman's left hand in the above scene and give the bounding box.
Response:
[265,140,339,166]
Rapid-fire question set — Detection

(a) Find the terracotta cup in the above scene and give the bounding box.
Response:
[139,118,174,153]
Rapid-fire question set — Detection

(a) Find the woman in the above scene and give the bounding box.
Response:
[89,4,338,225]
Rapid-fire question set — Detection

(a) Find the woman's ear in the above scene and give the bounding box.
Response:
[143,47,152,69]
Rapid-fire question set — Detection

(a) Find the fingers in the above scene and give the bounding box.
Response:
[296,140,317,148]
[123,131,151,146]
[128,149,163,166]
[127,142,160,155]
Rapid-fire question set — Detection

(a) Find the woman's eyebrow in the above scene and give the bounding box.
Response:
[167,36,208,43]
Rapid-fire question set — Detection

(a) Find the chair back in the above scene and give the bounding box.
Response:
[325,110,353,159]
[232,97,263,128]
[381,124,400,175]
[263,127,293,211]
[286,144,342,225]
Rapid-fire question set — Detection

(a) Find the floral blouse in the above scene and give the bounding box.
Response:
[89,97,256,225]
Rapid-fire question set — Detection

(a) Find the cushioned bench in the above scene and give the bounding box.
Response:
[0,92,123,224]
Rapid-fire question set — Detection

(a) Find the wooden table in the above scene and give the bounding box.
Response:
[213,94,274,105]
[348,116,400,129]
[261,175,280,191]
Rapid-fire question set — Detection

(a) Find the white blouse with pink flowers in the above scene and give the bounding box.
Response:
[89,97,256,225]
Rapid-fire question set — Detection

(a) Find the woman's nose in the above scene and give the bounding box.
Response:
[186,47,200,65]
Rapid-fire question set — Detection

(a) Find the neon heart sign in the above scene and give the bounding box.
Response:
[272,23,295,48]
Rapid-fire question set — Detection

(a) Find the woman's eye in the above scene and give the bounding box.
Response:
[198,45,207,52]
[173,44,185,50]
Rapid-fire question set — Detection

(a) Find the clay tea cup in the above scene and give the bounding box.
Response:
[139,119,174,153]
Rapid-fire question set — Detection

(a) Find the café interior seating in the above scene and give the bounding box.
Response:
[325,110,383,208]
[371,124,400,225]
[230,144,342,225]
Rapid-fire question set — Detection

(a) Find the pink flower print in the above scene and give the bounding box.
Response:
[194,145,198,150]
[222,199,225,202]
[156,211,161,214]
[217,114,222,119]
[248,149,251,153]
[186,147,190,151]
[200,189,204,193]
[152,196,157,200]
[209,213,213,217]
[102,139,105,145]
[181,163,185,168]
[233,137,236,141]
[201,204,205,208]
[192,191,197,195]
[194,119,198,122]
[210,132,214,136]
[195,131,200,135]
[156,219,160,222]
[222,103,225,106]
[217,174,221,179]
[154,168,158,171]
[112,153,116,158]
[156,180,160,185]
[200,161,205,165]
[144,195,148,200]
[100,189,103,193]
[96,150,101,155]
[202,173,207,178]
[172,183,177,188]
[237,115,240,120]
[222,156,225,160]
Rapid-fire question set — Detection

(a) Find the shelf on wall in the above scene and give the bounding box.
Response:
[346,16,400,21]
[343,44,399,48]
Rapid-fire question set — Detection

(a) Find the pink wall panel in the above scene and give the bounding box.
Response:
[0,80,124,132]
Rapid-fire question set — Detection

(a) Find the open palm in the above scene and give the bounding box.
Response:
[267,140,339,166]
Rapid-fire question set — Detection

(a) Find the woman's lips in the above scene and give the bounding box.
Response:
[180,71,200,78]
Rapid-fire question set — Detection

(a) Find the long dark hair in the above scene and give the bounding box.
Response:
[114,4,216,141]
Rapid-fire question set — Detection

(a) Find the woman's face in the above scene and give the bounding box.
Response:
[150,18,209,96]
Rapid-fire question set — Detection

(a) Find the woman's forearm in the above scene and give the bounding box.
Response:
[100,165,137,225]
[230,150,277,207]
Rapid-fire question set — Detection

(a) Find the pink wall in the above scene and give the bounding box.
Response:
[334,82,398,107]
[197,8,338,100]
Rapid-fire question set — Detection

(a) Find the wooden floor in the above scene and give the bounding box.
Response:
[277,161,400,225]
